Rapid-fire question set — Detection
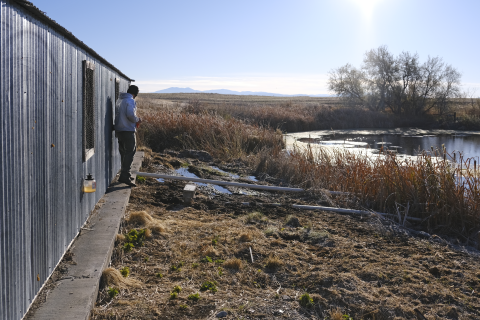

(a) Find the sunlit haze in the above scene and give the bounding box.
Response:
[30,0,480,95]
[351,0,382,20]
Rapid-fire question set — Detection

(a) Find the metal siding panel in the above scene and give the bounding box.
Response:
[12,5,20,317]
[24,15,33,307]
[0,2,125,318]
[0,3,4,318]
[64,43,74,246]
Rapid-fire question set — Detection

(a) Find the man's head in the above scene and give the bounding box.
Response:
[127,85,139,98]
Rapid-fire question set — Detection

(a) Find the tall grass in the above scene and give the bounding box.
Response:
[136,99,284,160]
[252,145,480,237]
[139,94,479,133]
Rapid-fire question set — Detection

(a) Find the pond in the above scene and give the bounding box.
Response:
[285,128,480,162]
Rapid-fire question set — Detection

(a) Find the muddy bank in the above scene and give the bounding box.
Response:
[92,150,480,320]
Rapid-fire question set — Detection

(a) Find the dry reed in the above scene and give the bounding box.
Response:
[136,98,284,160]
[252,144,480,237]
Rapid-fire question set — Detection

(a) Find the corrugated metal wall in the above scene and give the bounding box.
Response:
[0,2,130,319]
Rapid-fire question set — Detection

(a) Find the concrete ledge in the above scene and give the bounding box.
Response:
[28,152,144,320]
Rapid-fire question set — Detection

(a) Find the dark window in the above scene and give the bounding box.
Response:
[83,60,95,161]
[115,78,120,102]
[113,78,120,130]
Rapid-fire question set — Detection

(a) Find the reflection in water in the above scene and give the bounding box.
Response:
[286,129,480,161]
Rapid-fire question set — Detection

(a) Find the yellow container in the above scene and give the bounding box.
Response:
[83,174,96,193]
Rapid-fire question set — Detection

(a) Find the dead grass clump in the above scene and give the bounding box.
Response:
[238,232,253,242]
[204,245,219,257]
[306,230,330,243]
[264,254,283,271]
[223,258,242,270]
[116,234,125,242]
[244,211,265,224]
[329,308,345,320]
[102,268,141,289]
[115,300,139,306]
[127,211,165,234]
[127,211,153,225]
[264,227,277,237]
[270,239,284,246]
[144,228,152,238]
[285,215,301,227]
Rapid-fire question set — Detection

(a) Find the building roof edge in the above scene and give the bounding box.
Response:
[8,0,134,82]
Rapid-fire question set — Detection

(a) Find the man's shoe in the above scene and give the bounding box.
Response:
[118,178,137,187]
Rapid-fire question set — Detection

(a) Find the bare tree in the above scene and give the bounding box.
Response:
[362,45,399,112]
[327,63,365,107]
[328,46,462,115]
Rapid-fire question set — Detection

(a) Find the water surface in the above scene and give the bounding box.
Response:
[285,128,480,161]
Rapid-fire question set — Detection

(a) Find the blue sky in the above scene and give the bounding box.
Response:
[32,0,480,95]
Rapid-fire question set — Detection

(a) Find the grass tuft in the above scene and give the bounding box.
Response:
[238,232,253,242]
[244,212,265,224]
[223,258,242,270]
[264,254,283,271]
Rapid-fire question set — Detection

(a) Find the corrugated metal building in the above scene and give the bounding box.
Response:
[0,1,133,318]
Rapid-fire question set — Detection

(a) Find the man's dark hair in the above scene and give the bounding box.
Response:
[127,85,139,96]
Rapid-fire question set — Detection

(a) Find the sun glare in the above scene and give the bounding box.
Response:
[351,0,382,20]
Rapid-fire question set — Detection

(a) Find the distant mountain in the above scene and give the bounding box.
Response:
[153,87,333,97]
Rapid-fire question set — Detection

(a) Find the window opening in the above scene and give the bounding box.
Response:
[115,78,120,102]
[113,78,120,130]
[83,60,95,161]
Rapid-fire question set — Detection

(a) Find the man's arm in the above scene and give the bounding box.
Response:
[125,100,140,124]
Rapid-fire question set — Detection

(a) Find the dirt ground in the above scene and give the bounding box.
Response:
[91,150,480,320]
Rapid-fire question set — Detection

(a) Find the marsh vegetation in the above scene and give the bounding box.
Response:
[91,93,480,319]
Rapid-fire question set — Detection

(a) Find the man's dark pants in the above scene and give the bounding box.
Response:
[117,131,136,181]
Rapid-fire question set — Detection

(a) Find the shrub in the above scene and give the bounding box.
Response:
[123,229,146,252]
[299,293,314,308]
[120,266,130,278]
[211,235,220,246]
[107,287,119,299]
[200,281,218,293]
[200,256,213,263]
[188,293,201,301]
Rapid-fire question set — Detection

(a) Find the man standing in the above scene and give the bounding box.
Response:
[115,85,141,187]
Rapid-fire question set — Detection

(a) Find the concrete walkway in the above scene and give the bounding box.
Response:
[28,152,144,320]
